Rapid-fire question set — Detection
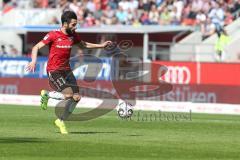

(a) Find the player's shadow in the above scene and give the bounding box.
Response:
[0,137,49,144]
[127,134,143,137]
[69,131,118,134]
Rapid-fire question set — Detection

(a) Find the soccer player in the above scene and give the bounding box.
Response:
[26,11,112,134]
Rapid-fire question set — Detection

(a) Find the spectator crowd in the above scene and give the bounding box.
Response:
[0,44,19,57]
[1,0,240,42]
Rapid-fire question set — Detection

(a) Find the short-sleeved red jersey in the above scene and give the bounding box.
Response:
[41,29,81,71]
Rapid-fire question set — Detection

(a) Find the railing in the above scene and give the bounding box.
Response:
[148,42,216,62]
[148,42,172,61]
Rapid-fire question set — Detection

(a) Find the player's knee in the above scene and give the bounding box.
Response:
[64,93,73,99]
[73,94,81,102]
[62,87,74,99]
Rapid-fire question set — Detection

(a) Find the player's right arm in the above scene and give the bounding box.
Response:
[26,41,46,72]
[26,32,54,72]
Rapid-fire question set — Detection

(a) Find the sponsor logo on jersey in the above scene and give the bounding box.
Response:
[56,45,72,48]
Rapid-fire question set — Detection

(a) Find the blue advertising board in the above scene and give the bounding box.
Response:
[0,56,112,80]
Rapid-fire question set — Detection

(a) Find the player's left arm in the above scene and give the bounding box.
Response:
[78,40,112,49]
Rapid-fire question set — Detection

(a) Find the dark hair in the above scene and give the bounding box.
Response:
[61,11,77,24]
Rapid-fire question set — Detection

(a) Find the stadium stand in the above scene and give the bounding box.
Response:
[0,0,238,27]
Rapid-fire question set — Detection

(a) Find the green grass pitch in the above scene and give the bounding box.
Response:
[0,104,240,160]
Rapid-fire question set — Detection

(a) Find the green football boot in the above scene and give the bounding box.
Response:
[40,90,49,110]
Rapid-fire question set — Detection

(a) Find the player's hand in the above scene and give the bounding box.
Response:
[102,41,112,48]
[26,61,36,72]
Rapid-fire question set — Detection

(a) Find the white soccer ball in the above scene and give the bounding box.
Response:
[117,102,133,118]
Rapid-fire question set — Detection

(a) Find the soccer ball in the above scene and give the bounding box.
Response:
[117,102,133,118]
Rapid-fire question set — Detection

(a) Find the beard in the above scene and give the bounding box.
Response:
[66,27,74,35]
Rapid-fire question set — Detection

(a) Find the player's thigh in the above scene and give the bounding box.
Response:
[48,71,76,99]
[48,71,68,92]
[65,70,79,94]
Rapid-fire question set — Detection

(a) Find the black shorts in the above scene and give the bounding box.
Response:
[47,70,79,94]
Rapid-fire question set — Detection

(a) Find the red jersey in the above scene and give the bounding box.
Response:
[41,29,81,71]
